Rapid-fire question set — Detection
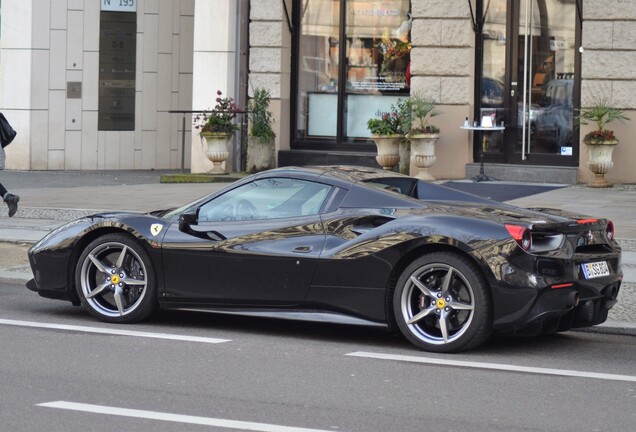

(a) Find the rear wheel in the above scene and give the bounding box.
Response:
[393,252,492,352]
[75,233,157,323]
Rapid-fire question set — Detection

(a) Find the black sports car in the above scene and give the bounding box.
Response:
[27,166,622,352]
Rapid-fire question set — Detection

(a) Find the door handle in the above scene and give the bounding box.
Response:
[293,246,313,253]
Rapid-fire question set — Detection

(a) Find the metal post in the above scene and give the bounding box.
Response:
[181,113,186,173]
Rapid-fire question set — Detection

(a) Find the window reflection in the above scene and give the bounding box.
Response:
[295,0,411,141]
[198,179,332,222]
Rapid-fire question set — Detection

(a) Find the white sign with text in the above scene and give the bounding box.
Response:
[101,0,137,13]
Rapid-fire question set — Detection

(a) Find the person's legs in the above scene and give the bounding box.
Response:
[0,182,19,217]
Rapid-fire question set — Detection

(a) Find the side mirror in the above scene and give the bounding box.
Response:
[178,211,198,232]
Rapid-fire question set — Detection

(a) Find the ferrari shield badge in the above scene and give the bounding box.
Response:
[150,223,163,237]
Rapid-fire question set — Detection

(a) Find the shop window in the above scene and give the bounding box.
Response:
[294,0,411,145]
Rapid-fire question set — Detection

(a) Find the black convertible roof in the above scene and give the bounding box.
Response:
[259,165,495,206]
[262,165,409,185]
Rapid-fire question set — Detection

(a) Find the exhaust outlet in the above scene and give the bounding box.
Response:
[567,292,580,308]
[602,285,619,300]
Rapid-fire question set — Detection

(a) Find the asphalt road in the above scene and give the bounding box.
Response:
[2,282,635,432]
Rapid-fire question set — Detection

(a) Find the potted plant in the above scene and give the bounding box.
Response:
[193,90,239,174]
[246,88,276,173]
[579,98,629,187]
[367,100,409,170]
[407,92,441,180]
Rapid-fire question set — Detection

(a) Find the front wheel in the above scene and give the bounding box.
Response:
[393,252,492,353]
[75,233,157,323]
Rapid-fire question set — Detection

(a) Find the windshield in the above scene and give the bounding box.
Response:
[159,194,211,220]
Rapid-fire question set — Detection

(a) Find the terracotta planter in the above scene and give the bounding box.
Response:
[201,131,231,174]
[585,139,618,188]
[372,134,402,171]
[410,133,439,180]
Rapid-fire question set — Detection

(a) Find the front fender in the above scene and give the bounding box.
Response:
[28,213,172,301]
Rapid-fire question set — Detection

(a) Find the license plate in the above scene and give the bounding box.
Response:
[582,261,610,279]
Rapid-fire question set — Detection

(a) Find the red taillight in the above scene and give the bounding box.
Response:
[606,220,615,241]
[577,218,598,225]
[551,283,574,289]
[505,224,532,251]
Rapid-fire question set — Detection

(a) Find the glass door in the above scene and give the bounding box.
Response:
[478,0,579,166]
[511,0,578,165]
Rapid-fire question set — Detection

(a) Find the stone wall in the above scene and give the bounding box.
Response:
[410,0,474,179]
[582,0,636,109]
[248,0,292,158]
[580,0,636,184]
[0,0,194,171]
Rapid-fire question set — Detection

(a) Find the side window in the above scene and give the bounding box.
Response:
[198,178,332,222]
[364,178,417,196]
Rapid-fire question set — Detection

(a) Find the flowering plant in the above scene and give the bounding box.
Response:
[367,99,410,136]
[583,129,617,144]
[194,90,240,135]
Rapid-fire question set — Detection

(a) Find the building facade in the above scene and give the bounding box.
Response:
[1,0,636,184]
[0,0,196,171]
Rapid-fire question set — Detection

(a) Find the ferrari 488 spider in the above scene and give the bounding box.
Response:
[27,166,622,352]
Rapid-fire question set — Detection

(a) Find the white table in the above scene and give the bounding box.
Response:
[460,125,506,182]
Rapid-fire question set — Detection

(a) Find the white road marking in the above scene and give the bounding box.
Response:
[38,401,336,432]
[346,351,636,383]
[0,318,230,344]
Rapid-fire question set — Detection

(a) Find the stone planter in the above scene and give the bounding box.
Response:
[410,133,439,180]
[398,140,411,175]
[585,139,618,188]
[246,136,275,173]
[201,131,231,174]
[372,134,402,171]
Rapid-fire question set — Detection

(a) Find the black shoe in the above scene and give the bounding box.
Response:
[4,193,19,217]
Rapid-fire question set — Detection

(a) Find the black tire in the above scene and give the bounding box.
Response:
[392,252,492,353]
[75,233,157,323]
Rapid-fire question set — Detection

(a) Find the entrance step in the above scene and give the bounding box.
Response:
[278,151,578,184]
[278,149,377,167]
[465,163,577,184]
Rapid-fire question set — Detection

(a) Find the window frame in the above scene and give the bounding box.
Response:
[290,0,412,152]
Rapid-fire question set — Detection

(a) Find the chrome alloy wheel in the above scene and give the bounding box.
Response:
[400,263,475,345]
[79,241,148,318]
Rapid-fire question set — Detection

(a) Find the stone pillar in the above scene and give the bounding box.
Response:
[410,0,474,179]
[191,0,239,173]
[581,0,636,184]
[248,0,292,165]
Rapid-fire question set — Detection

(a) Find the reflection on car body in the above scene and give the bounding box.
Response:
[26,166,621,353]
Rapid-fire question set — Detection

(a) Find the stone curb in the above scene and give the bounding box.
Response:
[571,321,636,337]
[11,207,104,221]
